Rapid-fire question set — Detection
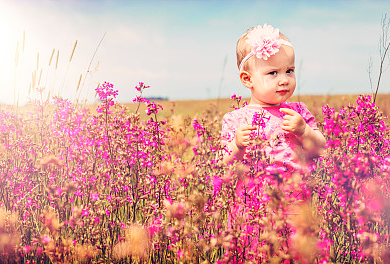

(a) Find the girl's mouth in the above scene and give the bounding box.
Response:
[277,90,289,95]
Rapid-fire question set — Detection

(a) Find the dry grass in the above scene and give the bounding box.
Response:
[122,93,390,121]
[8,93,390,123]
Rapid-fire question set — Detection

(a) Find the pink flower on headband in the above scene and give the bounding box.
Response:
[238,24,293,71]
[246,24,285,60]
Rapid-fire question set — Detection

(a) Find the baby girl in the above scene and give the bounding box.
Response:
[221,24,325,171]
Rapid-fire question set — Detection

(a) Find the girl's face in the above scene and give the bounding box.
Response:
[247,46,296,107]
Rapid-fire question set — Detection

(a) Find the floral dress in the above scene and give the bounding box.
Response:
[220,102,319,263]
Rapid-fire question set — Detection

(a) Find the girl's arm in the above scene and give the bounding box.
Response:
[296,124,326,157]
[280,108,326,158]
[223,125,256,164]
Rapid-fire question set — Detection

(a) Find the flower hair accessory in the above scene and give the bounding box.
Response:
[239,24,293,71]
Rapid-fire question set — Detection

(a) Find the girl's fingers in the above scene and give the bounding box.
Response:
[280,108,297,116]
[239,128,256,136]
[242,130,254,136]
[243,125,257,130]
[281,125,289,131]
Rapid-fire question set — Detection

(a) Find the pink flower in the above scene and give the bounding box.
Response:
[95,82,118,101]
[164,200,187,220]
[23,211,29,220]
[135,82,150,92]
[212,177,222,195]
[246,24,289,60]
[23,245,31,253]
[82,209,89,217]
[91,193,99,201]
[74,189,84,197]
[239,24,293,71]
[178,249,184,259]
[148,224,160,238]
[42,235,51,244]
[55,187,62,196]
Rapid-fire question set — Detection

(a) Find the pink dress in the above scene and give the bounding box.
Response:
[220,102,319,263]
[221,101,318,171]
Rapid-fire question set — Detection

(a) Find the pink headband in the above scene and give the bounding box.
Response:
[239,24,293,72]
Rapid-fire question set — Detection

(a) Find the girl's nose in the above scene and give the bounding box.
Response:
[279,75,289,86]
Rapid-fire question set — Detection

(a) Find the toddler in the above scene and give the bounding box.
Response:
[222,24,325,171]
[220,24,326,262]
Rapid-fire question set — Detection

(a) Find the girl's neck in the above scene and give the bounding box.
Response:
[248,101,283,108]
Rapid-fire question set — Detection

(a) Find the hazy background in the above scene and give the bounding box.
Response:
[0,0,390,105]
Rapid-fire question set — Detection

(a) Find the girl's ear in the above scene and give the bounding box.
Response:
[239,71,253,89]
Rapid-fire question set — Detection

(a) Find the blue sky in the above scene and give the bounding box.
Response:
[0,0,390,104]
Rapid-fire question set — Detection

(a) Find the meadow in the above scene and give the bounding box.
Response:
[124,93,390,120]
[0,79,389,263]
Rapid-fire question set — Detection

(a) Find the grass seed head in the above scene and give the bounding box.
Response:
[39,155,64,169]
[113,224,150,259]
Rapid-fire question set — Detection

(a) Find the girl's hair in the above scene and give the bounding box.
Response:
[236,27,290,72]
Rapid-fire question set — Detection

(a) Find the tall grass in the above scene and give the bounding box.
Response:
[0,81,388,263]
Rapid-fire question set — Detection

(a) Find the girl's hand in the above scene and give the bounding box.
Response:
[280,108,326,158]
[235,125,257,149]
[280,108,306,137]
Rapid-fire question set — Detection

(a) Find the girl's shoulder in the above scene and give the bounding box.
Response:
[223,105,253,118]
[222,106,257,126]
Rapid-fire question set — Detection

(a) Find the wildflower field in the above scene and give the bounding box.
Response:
[0,80,390,264]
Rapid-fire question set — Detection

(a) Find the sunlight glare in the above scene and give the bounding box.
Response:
[0,7,22,104]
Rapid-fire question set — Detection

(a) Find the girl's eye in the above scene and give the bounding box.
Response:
[268,71,277,76]
[287,69,294,74]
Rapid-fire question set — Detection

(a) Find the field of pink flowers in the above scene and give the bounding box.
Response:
[0,81,389,263]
